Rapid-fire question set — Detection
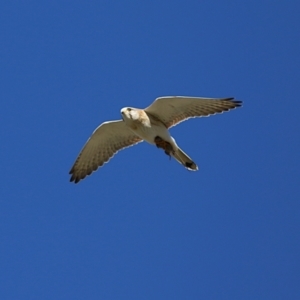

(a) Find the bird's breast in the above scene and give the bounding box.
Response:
[130,123,171,145]
[124,110,171,145]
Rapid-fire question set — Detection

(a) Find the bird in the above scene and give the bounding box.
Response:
[69,96,242,183]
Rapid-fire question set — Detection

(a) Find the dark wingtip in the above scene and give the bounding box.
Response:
[234,100,243,106]
[69,173,80,184]
[69,165,75,174]
[225,97,243,107]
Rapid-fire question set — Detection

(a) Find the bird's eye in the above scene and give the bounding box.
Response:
[127,108,132,111]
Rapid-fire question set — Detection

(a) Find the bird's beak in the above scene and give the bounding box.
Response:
[121,109,125,121]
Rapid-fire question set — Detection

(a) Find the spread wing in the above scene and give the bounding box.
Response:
[69,120,142,183]
[145,96,242,128]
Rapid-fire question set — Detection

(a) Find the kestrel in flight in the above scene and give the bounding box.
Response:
[69,96,242,183]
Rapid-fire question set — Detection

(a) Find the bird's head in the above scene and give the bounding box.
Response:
[121,107,139,121]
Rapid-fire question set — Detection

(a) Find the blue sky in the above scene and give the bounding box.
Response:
[1,1,299,299]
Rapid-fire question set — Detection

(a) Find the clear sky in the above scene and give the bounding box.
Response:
[1,1,299,299]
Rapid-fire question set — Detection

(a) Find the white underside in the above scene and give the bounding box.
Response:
[128,123,177,148]
[122,116,198,170]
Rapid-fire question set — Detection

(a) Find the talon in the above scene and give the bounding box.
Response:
[164,151,172,160]
[154,136,175,158]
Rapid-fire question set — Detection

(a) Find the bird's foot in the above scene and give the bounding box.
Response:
[154,136,174,159]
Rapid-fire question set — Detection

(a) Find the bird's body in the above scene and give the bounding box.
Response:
[69,96,242,183]
[120,107,196,169]
[121,108,173,146]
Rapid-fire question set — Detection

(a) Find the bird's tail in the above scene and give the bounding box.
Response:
[172,147,198,171]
